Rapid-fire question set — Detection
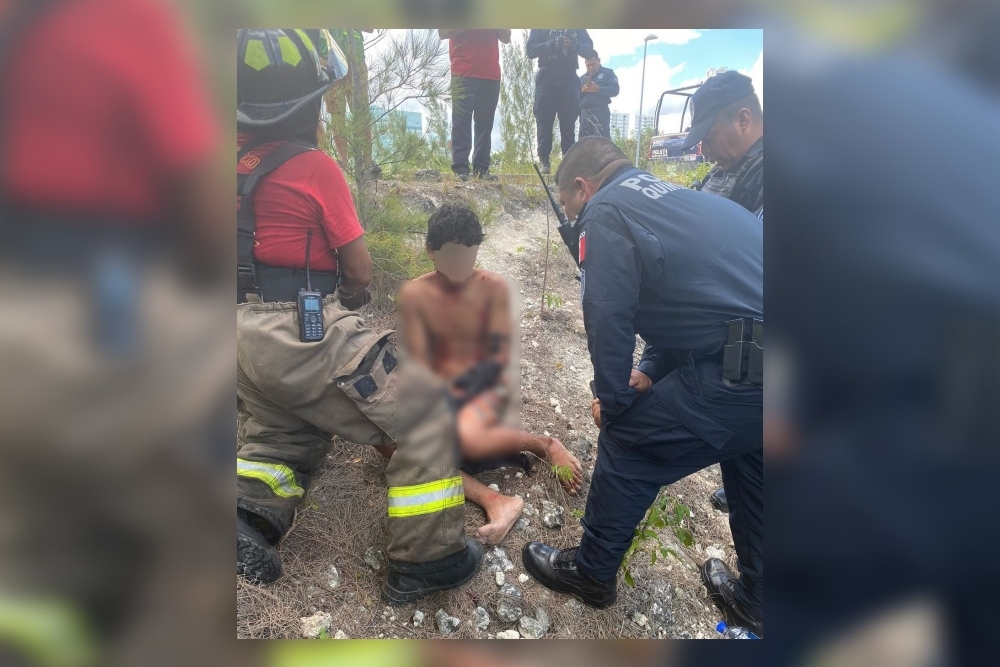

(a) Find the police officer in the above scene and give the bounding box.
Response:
[526,29,595,173]
[684,71,763,218]
[682,71,764,514]
[236,29,481,603]
[521,137,764,638]
[578,51,619,139]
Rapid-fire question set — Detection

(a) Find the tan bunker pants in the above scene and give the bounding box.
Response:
[236,296,466,563]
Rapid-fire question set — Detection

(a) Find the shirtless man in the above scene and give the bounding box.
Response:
[396,204,583,545]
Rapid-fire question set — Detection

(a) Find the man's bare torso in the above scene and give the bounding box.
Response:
[399,268,509,380]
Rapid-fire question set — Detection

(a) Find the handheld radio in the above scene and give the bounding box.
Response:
[298,229,325,342]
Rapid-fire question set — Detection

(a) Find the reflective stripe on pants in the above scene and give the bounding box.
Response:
[387,476,464,517]
[237,458,304,499]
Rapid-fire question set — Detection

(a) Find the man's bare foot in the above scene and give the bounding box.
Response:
[475,493,524,546]
[546,438,583,495]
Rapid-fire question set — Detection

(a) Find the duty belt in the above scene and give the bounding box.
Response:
[722,318,763,386]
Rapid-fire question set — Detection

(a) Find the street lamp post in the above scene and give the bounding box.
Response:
[635,33,658,166]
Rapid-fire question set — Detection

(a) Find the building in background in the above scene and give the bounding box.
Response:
[610,111,630,140]
[633,113,655,139]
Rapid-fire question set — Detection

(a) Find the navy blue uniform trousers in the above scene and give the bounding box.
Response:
[577,365,764,619]
[533,67,580,161]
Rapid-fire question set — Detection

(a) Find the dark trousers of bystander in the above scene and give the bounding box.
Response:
[450,75,501,178]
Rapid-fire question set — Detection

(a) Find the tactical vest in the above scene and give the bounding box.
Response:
[697,143,763,215]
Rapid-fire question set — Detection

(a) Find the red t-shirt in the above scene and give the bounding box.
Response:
[0,0,218,222]
[237,134,363,273]
[448,30,501,81]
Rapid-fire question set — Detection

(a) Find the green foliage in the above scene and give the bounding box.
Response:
[544,293,562,309]
[612,125,657,173]
[363,193,434,302]
[570,508,585,520]
[551,464,573,484]
[317,628,330,640]
[620,490,692,587]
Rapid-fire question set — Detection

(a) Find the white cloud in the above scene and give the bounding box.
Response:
[587,29,701,59]
[607,55,691,133]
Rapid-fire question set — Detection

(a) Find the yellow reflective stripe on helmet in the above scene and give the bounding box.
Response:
[244,39,270,71]
[0,597,99,667]
[294,29,317,54]
[387,476,464,518]
[237,459,304,499]
[277,35,302,66]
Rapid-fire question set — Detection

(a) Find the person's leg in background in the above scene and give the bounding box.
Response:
[450,75,475,178]
[555,82,580,157]
[594,105,611,139]
[471,77,501,178]
[578,107,598,139]
[533,76,557,170]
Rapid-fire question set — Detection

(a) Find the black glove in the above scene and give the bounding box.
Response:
[337,287,371,311]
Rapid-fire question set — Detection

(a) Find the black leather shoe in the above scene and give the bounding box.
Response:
[710,487,729,513]
[382,537,483,605]
[540,162,551,175]
[701,558,763,637]
[237,509,282,584]
[522,542,617,608]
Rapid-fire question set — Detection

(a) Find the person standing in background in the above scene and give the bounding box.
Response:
[439,30,511,181]
[578,51,619,139]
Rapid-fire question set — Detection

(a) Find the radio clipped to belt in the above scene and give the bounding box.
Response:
[723,318,763,386]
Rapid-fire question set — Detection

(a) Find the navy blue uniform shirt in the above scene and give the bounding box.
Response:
[580,66,620,109]
[578,166,763,428]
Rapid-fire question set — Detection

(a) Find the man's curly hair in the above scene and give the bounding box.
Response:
[426,203,484,251]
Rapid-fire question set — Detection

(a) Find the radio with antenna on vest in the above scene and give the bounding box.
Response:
[298,229,325,342]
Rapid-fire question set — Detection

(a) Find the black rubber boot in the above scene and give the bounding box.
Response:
[237,509,282,584]
[382,537,483,605]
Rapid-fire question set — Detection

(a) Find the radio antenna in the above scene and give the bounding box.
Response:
[305,229,313,291]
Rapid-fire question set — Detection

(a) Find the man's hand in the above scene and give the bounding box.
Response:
[582,82,599,93]
[629,369,653,393]
[591,398,601,429]
[337,288,371,311]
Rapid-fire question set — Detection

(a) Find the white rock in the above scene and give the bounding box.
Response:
[633,612,649,627]
[334,630,349,639]
[299,611,332,639]
[327,564,340,589]
[554,405,563,415]
[496,630,520,639]
[519,614,547,639]
[488,483,500,492]
[518,573,530,584]
[705,545,726,560]
[515,471,523,478]
[412,610,425,627]
[495,571,505,586]
[531,340,539,348]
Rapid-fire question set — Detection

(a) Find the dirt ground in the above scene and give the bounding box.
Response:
[237,177,740,639]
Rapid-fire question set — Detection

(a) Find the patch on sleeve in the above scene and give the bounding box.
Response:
[353,375,378,399]
[580,269,586,301]
[578,230,587,263]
